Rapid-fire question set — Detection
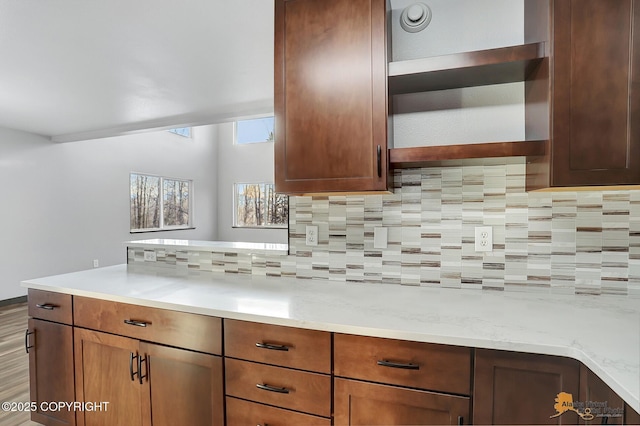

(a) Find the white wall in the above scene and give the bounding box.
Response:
[390,0,525,148]
[216,122,288,244]
[0,125,218,301]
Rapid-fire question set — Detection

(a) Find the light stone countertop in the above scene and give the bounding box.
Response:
[21,264,639,412]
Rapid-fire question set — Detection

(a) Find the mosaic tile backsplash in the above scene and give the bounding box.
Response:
[128,159,640,297]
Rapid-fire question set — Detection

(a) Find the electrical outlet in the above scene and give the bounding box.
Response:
[475,226,493,253]
[144,251,157,261]
[93,259,99,268]
[305,225,318,246]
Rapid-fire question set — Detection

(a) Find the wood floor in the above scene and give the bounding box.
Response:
[0,303,39,426]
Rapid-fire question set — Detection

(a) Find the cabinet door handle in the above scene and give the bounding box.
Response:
[129,352,139,381]
[256,383,290,394]
[377,145,382,177]
[138,355,148,384]
[255,342,289,351]
[25,330,34,354]
[376,359,420,370]
[124,319,149,327]
[35,303,56,310]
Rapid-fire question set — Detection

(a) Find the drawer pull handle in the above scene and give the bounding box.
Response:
[256,383,290,394]
[377,145,382,177]
[124,319,149,327]
[25,330,34,354]
[255,342,289,351]
[377,360,420,370]
[36,303,56,310]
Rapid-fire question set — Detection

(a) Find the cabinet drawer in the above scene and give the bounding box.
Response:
[225,358,331,417]
[28,289,73,325]
[226,397,331,426]
[334,334,471,395]
[73,296,222,355]
[224,319,331,373]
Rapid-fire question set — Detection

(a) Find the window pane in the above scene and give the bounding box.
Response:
[130,174,160,230]
[235,183,287,227]
[168,127,191,137]
[236,117,275,144]
[163,178,190,227]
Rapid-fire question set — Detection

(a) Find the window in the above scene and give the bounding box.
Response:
[168,127,191,138]
[130,173,193,232]
[235,117,274,145]
[234,183,288,228]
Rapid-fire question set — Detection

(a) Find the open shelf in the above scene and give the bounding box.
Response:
[389,140,547,169]
[388,42,546,95]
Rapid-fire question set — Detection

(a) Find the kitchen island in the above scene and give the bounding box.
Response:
[22,264,640,424]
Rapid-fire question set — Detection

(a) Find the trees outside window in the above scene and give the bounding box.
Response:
[130,173,192,232]
[234,183,287,228]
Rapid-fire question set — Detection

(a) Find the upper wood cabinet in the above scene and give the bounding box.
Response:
[529,0,640,188]
[274,0,388,194]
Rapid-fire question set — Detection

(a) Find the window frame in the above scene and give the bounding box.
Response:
[130,172,195,233]
[232,182,288,229]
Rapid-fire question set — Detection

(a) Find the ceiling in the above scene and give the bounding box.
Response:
[0,0,274,141]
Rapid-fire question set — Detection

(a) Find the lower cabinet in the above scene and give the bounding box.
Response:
[626,404,640,425]
[223,319,333,424]
[333,334,472,425]
[473,349,580,425]
[27,289,75,426]
[580,365,625,425]
[334,378,470,425]
[25,291,639,426]
[74,329,145,426]
[73,328,223,426]
[27,318,75,426]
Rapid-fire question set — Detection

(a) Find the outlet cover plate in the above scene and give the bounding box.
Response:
[305,225,318,246]
[475,226,493,253]
[144,251,157,261]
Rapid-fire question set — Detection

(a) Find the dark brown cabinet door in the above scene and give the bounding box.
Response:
[473,349,580,425]
[141,342,224,426]
[552,0,640,186]
[579,365,625,425]
[274,0,388,194]
[28,318,75,426]
[74,328,146,426]
[334,378,470,425]
[626,404,640,424]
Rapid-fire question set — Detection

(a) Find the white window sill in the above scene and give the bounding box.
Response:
[125,239,289,256]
